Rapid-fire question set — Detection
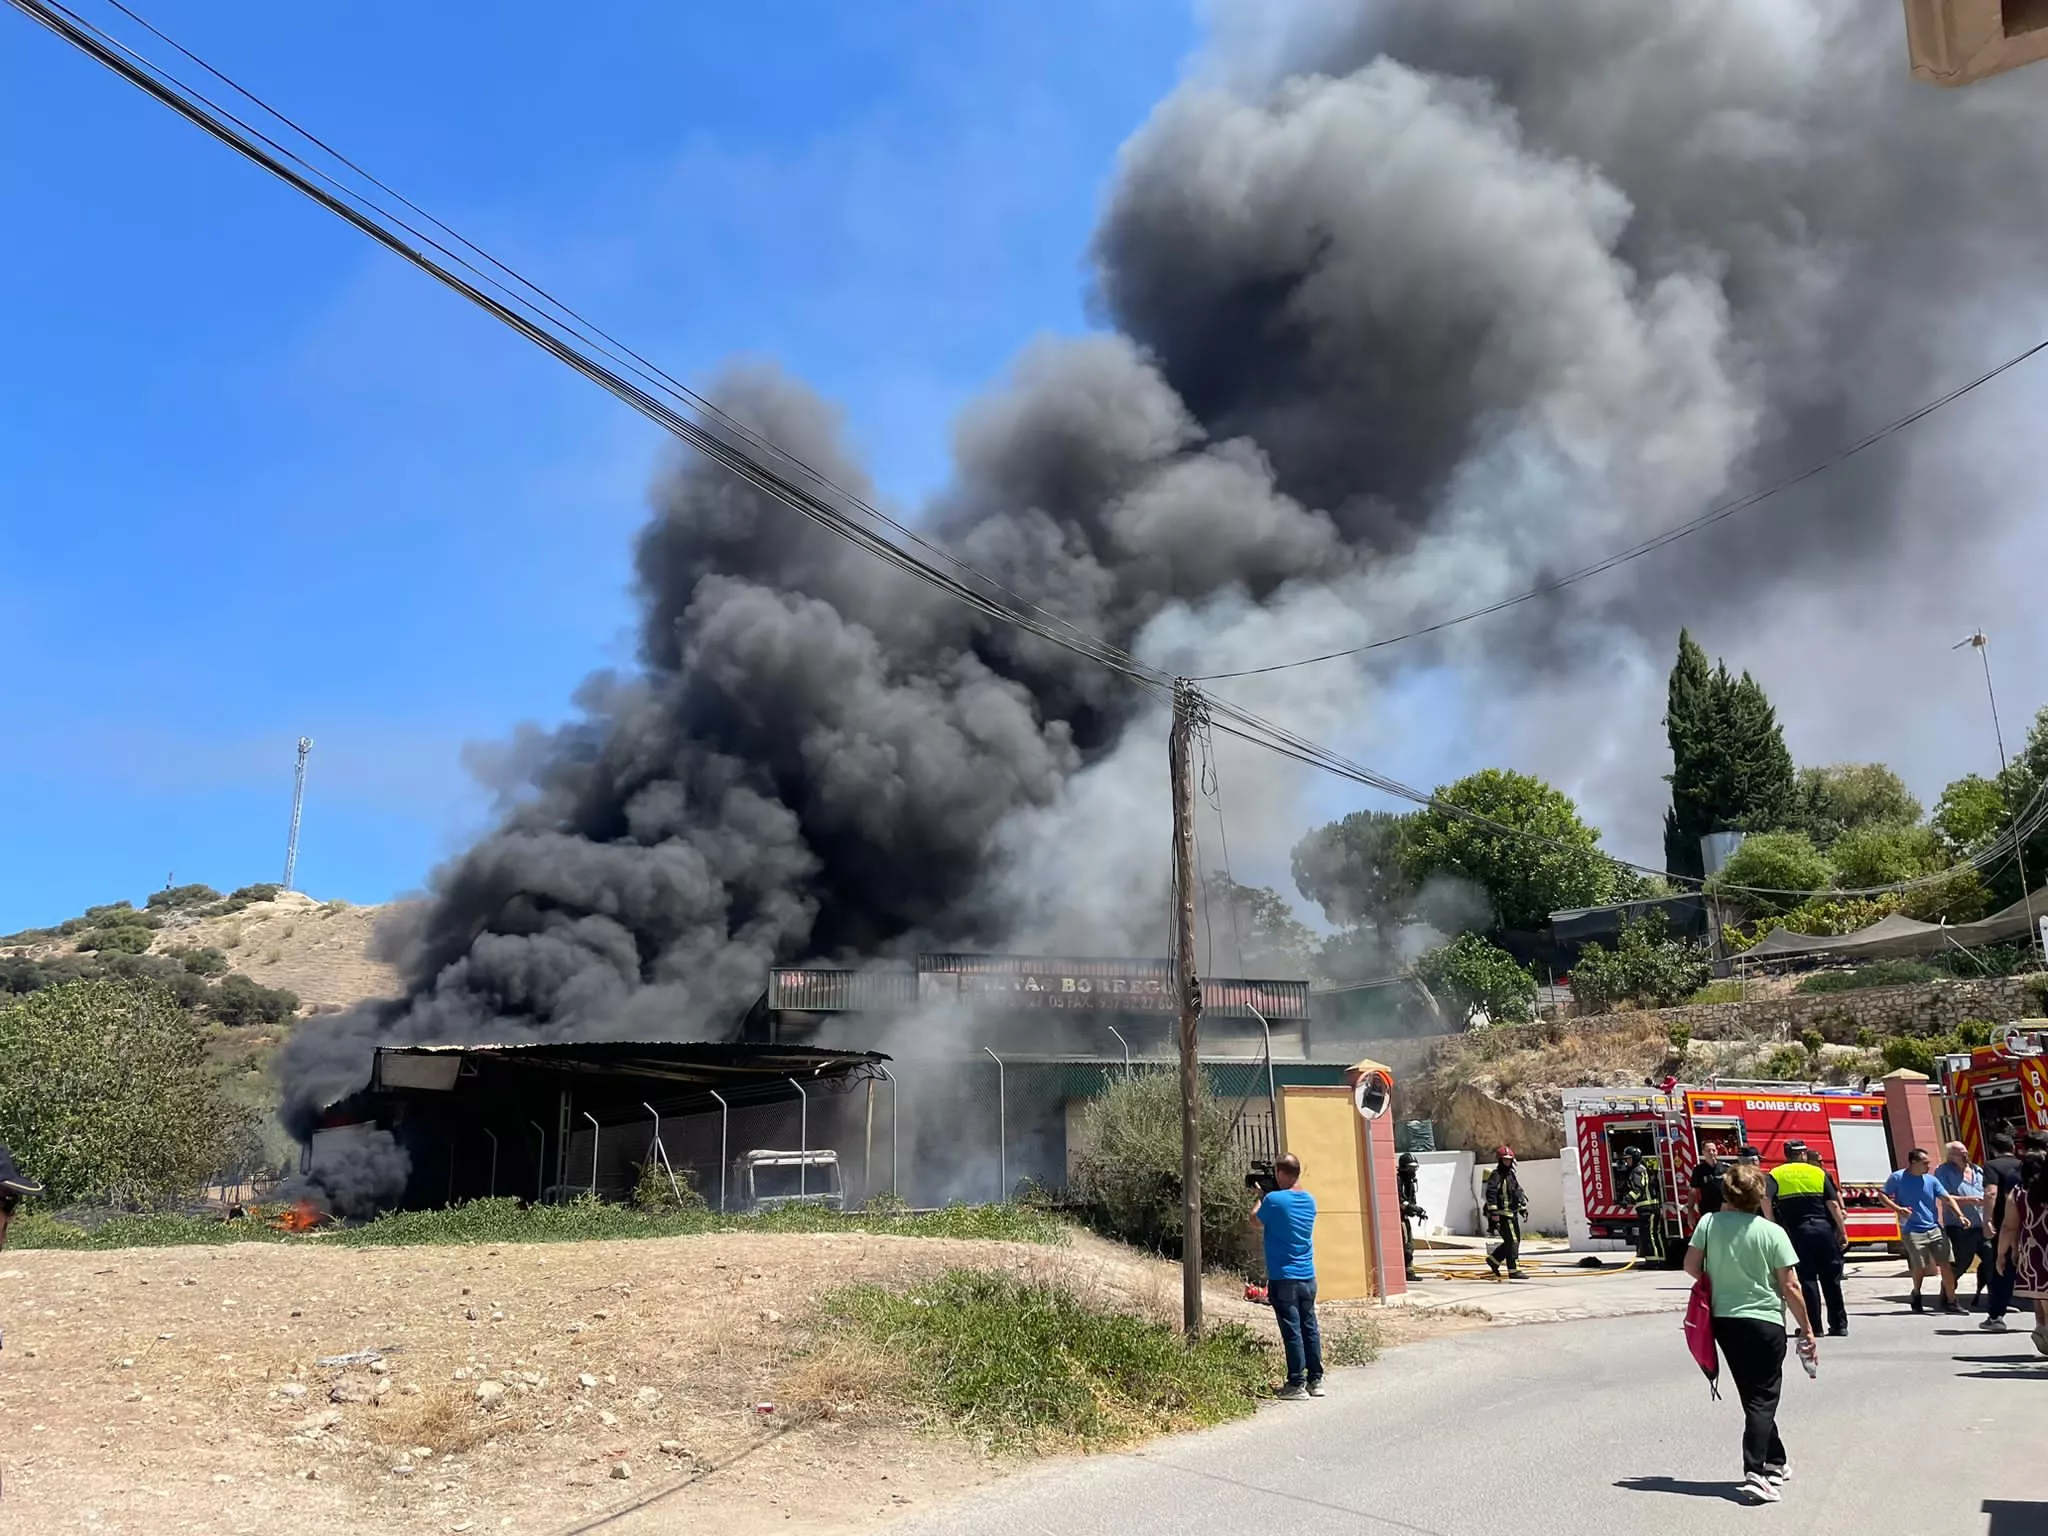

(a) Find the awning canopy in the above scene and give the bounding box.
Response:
[1741,886,2048,963]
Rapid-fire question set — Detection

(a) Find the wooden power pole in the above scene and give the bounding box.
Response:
[1169,679,1204,1336]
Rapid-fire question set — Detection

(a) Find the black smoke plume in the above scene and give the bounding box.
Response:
[280,1,2048,1145]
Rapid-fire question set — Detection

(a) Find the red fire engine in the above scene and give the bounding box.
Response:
[1938,1026,2048,1160]
[1563,1080,1901,1259]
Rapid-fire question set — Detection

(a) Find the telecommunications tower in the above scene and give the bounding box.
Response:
[283,736,312,892]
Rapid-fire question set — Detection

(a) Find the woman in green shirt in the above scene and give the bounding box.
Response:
[1683,1162,1818,1504]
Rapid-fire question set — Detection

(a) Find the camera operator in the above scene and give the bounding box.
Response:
[1251,1153,1323,1399]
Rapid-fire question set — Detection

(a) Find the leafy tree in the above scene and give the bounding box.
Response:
[1723,893,1901,953]
[1290,810,1418,943]
[1709,831,1834,918]
[209,973,301,1029]
[1663,631,1796,879]
[1789,764,1922,851]
[1830,822,1941,889]
[1406,769,1615,932]
[1413,932,1537,1024]
[1570,915,1711,1014]
[1934,773,2007,854]
[0,980,255,1204]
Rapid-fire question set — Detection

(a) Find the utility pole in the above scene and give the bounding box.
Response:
[283,736,313,892]
[1955,632,2038,961]
[1169,679,1204,1336]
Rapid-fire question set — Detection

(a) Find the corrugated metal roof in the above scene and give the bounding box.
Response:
[768,967,918,1012]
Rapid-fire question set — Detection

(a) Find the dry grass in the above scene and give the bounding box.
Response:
[356,1384,501,1457]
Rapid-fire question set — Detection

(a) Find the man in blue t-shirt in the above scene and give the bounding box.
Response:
[1883,1148,1962,1314]
[1252,1153,1322,1399]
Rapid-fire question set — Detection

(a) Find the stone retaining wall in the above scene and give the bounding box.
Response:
[1626,973,2045,1044]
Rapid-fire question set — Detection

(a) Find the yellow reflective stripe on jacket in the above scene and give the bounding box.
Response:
[1770,1161,1825,1198]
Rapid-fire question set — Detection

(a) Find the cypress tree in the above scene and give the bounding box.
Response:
[1663,630,1714,879]
[1662,633,1795,879]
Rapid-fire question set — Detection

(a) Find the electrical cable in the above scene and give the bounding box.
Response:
[6,0,1172,699]
[1196,682,2048,904]
[1193,342,2048,682]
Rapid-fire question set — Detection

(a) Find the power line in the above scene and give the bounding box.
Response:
[8,0,1171,700]
[1194,683,2048,904]
[1193,338,2048,682]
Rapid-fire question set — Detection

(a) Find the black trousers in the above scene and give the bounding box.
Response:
[1791,1228,1847,1335]
[1634,1209,1665,1262]
[1489,1212,1521,1272]
[1401,1216,1415,1276]
[1986,1243,2018,1321]
[1712,1316,1788,1476]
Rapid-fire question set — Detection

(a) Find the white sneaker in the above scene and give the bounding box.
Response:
[1744,1472,1782,1504]
[1765,1463,1790,1486]
[1979,1315,2009,1332]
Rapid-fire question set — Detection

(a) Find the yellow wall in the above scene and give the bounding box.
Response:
[1277,1086,1376,1300]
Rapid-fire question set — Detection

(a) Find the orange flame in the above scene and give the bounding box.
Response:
[268,1199,325,1233]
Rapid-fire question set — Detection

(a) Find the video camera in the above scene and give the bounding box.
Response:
[1245,1160,1279,1194]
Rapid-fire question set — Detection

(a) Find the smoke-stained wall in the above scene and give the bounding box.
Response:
[280,2,2048,1207]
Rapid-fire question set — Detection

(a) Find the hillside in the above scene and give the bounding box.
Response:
[3,886,407,1016]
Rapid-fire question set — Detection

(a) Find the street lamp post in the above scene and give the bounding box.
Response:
[1955,630,2040,962]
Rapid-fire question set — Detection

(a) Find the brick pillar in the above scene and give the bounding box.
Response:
[1883,1069,1939,1162]
[1364,1109,1407,1299]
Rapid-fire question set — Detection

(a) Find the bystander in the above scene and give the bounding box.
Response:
[1882,1148,1961,1314]
[1251,1153,1323,1399]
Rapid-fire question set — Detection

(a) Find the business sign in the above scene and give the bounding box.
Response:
[926,968,1178,1012]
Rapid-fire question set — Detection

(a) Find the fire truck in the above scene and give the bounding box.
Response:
[1937,1025,2048,1160]
[1562,1080,1902,1259]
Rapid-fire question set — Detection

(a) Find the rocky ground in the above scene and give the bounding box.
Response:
[0,1229,1464,1536]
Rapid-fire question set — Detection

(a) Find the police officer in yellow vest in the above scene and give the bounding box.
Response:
[1770,1139,1850,1337]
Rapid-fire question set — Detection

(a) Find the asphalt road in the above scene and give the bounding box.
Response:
[890,1282,2048,1536]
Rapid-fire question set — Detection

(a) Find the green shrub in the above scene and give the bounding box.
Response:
[1667,1021,1694,1058]
[147,884,223,911]
[630,1158,708,1212]
[208,973,300,1027]
[229,884,282,904]
[1415,933,1537,1024]
[177,947,230,977]
[1796,960,1943,994]
[1880,1035,1944,1077]
[1762,1045,1811,1079]
[821,1270,1271,1450]
[1569,915,1710,1015]
[1799,1027,1826,1057]
[1070,1068,1256,1272]
[77,926,154,954]
[1688,981,1744,1005]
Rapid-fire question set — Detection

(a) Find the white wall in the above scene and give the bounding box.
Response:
[1411,1150,1476,1237]
[1470,1156,1566,1238]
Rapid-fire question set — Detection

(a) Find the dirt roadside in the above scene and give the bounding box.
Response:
[0,1231,1468,1536]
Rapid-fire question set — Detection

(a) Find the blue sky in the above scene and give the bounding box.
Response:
[0,0,1201,932]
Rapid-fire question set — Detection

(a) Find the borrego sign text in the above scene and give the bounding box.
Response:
[941,971,1175,1012]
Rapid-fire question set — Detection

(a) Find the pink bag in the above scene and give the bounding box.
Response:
[1683,1220,1721,1398]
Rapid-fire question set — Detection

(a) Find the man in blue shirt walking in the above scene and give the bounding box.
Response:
[1252,1153,1323,1399]
[1883,1148,1963,1314]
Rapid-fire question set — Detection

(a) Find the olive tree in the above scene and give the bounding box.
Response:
[0,979,254,1204]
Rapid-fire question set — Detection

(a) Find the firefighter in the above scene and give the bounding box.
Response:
[1621,1145,1665,1263]
[1483,1146,1530,1280]
[1397,1152,1426,1282]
